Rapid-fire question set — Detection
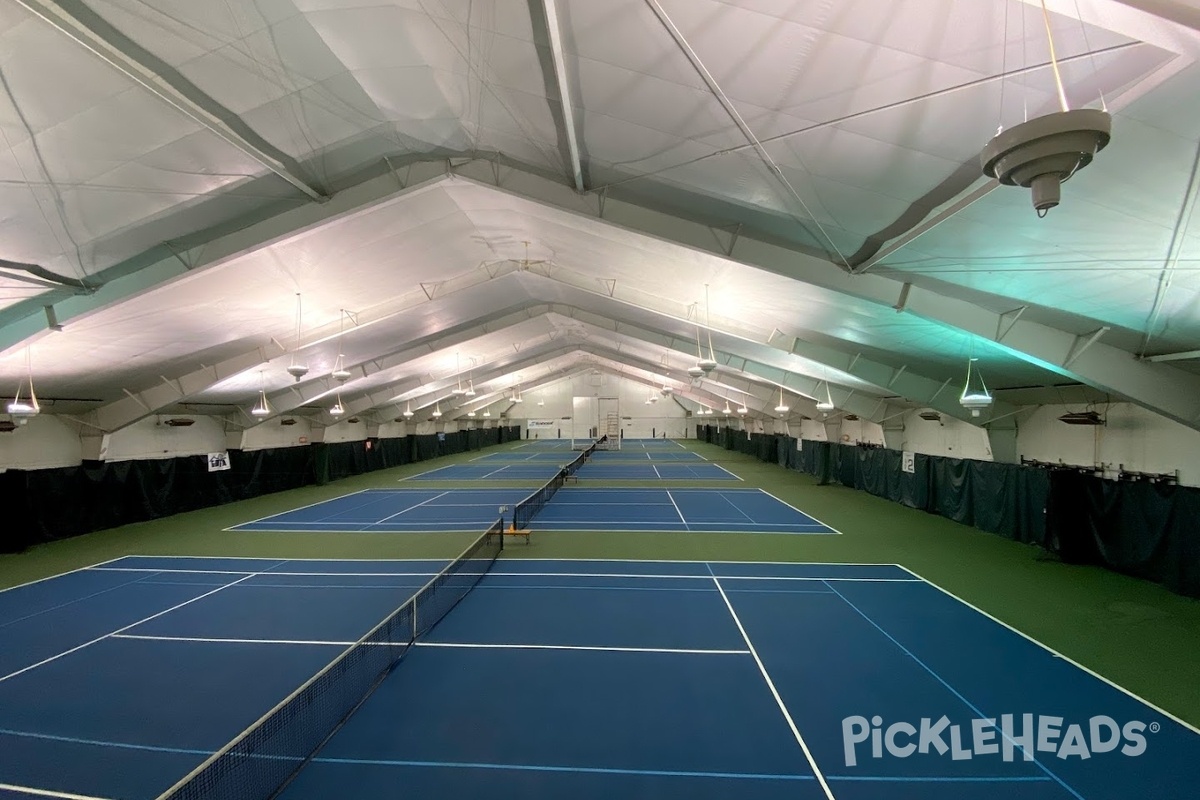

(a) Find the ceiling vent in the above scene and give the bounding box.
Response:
[1058,410,1104,426]
[844,414,859,421]
[0,420,16,433]
[164,417,195,427]
[918,410,942,422]
[347,417,360,424]
[280,418,298,426]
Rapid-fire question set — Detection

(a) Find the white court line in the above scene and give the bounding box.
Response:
[99,555,450,563]
[755,489,844,536]
[223,488,371,532]
[94,568,438,577]
[371,490,451,525]
[397,466,452,482]
[708,572,836,799]
[0,783,115,800]
[0,556,126,596]
[714,492,756,524]
[897,565,1200,737]
[111,634,398,647]
[489,572,916,582]
[92,567,912,582]
[651,464,662,479]
[711,463,745,481]
[0,569,271,684]
[664,491,690,531]
[414,641,749,655]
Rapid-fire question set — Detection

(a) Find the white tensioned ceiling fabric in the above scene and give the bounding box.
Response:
[0,0,1196,430]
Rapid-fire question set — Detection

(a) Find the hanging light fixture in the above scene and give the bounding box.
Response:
[737,404,748,415]
[697,285,719,373]
[451,353,465,395]
[512,384,523,403]
[723,402,732,415]
[286,293,308,381]
[467,410,477,418]
[402,402,414,418]
[329,393,345,417]
[483,408,492,418]
[688,325,707,378]
[465,380,476,398]
[960,357,994,417]
[432,403,443,418]
[815,379,836,413]
[331,309,352,382]
[7,346,40,420]
[980,0,1111,216]
[774,386,790,415]
[250,370,271,417]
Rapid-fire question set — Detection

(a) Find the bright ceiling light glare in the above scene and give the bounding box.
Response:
[251,390,271,417]
[402,403,414,418]
[432,404,442,418]
[774,386,789,415]
[465,381,476,398]
[6,399,37,417]
[329,401,344,417]
[815,378,836,413]
[737,405,748,415]
[483,409,491,417]
[8,346,41,420]
[467,410,476,418]
[250,370,271,417]
[723,404,732,415]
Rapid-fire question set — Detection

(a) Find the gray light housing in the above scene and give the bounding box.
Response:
[981,109,1111,215]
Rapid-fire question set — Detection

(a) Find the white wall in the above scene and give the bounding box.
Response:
[1018,402,1200,485]
[239,417,315,451]
[322,418,369,444]
[102,416,227,462]
[833,417,885,446]
[891,410,994,461]
[0,415,83,470]
[512,373,690,439]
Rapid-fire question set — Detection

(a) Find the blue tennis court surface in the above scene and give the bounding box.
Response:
[406,462,741,481]
[516,438,688,450]
[2,557,1195,800]
[475,450,708,462]
[229,488,834,534]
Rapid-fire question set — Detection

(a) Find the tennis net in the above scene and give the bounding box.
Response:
[156,519,505,800]
[512,436,605,529]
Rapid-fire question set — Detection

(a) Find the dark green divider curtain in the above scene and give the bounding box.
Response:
[697,424,1200,596]
[1047,471,1200,598]
[0,426,521,553]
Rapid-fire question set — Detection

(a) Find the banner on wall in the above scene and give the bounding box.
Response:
[901,451,916,474]
[526,419,555,429]
[207,452,231,472]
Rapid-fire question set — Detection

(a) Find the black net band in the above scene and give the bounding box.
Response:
[512,436,605,529]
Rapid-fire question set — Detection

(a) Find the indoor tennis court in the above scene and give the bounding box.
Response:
[229,486,834,535]
[404,461,741,481]
[4,2,1200,799]
[2,555,1195,800]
